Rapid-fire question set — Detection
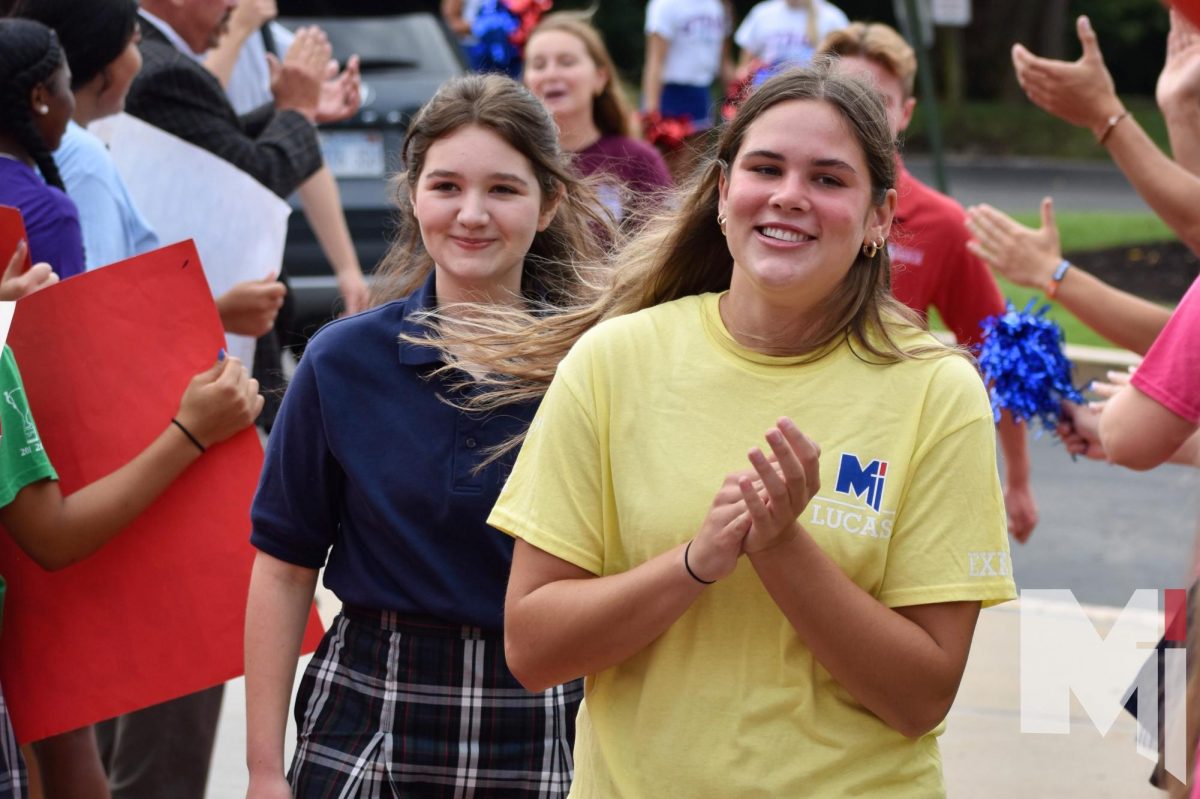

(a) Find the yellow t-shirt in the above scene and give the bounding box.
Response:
[489,293,1016,798]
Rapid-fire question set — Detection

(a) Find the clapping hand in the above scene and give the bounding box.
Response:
[739,417,821,554]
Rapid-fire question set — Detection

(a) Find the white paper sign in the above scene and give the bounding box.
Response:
[88,114,292,369]
[0,302,14,349]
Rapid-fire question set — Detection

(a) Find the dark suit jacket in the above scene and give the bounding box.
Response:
[125,16,322,198]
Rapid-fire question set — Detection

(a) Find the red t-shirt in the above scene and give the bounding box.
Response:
[889,164,1005,349]
[1132,275,1200,424]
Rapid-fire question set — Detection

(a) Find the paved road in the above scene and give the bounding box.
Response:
[905,155,1152,214]
[1005,433,1199,607]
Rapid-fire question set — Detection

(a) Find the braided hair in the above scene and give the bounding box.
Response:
[0,19,67,190]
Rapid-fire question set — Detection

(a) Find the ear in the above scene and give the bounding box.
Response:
[865,187,898,245]
[538,182,564,231]
[28,83,49,115]
[896,96,916,134]
[594,65,609,97]
[717,167,729,220]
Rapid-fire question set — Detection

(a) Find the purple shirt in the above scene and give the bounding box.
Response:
[574,135,673,222]
[0,158,85,280]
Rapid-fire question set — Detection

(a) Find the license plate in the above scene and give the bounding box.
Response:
[319,130,386,178]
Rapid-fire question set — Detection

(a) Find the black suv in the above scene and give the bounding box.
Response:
[278,1,465,346]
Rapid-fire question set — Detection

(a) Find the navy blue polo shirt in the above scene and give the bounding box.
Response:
[250,273,537,631]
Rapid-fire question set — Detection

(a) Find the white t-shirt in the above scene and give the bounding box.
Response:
[735,0,850,66]
[644,0,729,86]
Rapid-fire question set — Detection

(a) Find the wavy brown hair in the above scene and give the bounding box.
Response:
[430,64,957,443]
[370,73,614,306]
[526,11,633,139]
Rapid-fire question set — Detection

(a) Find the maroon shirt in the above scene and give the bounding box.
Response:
[573,135,673,222]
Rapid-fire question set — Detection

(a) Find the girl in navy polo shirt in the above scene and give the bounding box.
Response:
[244,74,612,798]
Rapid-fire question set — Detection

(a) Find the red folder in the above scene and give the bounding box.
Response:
[0,240,323,743]
[0,207,32,276]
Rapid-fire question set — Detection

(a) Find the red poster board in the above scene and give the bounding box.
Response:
[0,207,32,276]
[0,241,323,743]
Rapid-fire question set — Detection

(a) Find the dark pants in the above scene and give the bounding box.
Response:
[94,685,224,799]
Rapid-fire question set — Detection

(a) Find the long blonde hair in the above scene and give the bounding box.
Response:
[370,73,613,306]
[430,64,953,422]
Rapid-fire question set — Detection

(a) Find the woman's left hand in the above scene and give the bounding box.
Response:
[739,417,820,553]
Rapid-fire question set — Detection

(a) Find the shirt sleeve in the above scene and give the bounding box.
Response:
[930,216,1005,350]
[1131,276,1200,424]
[0,347,58,509]
[877,357,1015,609]
[249,346,344,568]
[734,8,761,52]
[645,0,672,36]
[488,336,607,575]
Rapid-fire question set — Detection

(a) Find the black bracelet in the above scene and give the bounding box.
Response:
[171,418,206,453]
[684,539,716,585]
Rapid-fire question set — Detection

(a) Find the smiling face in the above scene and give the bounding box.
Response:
[718,98,895,316]
[31,60,75,152]
[522,29,607,127]
[412,124,559,305]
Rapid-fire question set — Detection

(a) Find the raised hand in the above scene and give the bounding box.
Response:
[966,197,1062,288]
[315,55,362,125]
[1158,8,1200,114]
[739,417,821,554]
[1011,15,1124,135]
[269,26,331,122]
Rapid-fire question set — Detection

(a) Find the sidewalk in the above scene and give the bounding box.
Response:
[204,592,1169,797]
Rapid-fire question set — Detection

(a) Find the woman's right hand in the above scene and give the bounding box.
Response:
[246,772,292,799]
[685,472,756,583]
[175,354,263,448]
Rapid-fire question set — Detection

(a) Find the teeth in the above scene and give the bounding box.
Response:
[760,226,811,243]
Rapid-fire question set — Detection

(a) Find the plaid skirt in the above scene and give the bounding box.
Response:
[0,684,26,799]
[289,607,583,799]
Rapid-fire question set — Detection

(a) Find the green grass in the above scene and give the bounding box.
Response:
[927,210,1177,349]
[905,96,1171,160]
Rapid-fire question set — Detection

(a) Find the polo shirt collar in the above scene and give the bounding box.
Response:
[397,271,442,366]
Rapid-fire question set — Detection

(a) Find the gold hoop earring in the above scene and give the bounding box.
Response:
[862,238,884,259]
[717,213,727,236]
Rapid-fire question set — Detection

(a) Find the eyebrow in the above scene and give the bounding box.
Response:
[424,169,530,186]
[740,150,858,174]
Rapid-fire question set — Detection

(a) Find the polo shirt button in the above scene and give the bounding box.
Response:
[465,437,478,449]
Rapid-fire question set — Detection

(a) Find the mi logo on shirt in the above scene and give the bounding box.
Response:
[968,551,1010,578]
[834,453,888,512]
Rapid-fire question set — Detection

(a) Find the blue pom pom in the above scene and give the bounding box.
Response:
[469,1,522,76]
[978,299,1084,435]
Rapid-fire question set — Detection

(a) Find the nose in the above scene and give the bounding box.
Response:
[770,174,811,213]
[457,190,489,228]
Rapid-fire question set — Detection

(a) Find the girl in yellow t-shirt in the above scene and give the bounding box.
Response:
[445,64,1015,797]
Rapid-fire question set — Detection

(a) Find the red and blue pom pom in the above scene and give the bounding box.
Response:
[469,0,552,77]
[978,299,1084,434]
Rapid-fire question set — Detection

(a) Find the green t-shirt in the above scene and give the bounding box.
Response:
[0,345,58,621]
